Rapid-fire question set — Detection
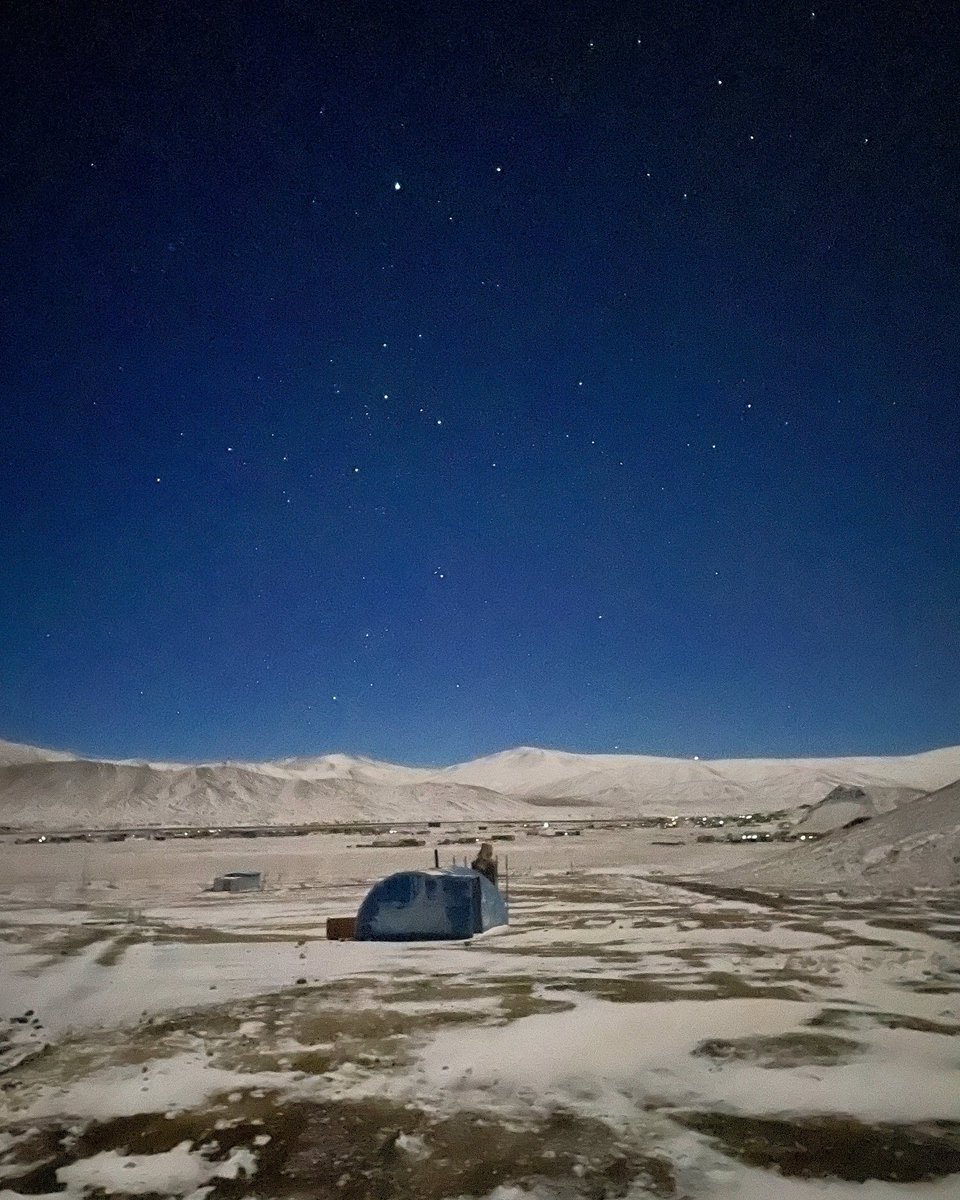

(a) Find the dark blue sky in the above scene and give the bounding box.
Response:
[2,1,957,764]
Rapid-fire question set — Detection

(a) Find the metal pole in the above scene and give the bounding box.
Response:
[433,848,439,869]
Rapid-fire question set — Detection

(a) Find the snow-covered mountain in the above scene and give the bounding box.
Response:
[0,738,78,767]
[441,744,960,816]
[0,738,957,830]
[0,758,546,829]
[255,753,435,786]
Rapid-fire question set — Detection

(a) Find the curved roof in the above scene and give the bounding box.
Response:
[355,868,507,941]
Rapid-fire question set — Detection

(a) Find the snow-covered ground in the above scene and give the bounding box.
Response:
[1,829,958,1199]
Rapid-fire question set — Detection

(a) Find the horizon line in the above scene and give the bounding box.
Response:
[2,735,956,770]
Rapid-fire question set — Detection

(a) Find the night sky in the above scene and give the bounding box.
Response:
[2,1,957,765]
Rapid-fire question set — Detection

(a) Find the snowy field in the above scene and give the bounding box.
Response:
[1,831,958,1199]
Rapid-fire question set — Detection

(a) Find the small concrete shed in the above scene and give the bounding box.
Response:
[354,867,507,941]
[211,871,262,893]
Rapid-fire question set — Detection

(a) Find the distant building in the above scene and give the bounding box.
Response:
[211,871,262,893]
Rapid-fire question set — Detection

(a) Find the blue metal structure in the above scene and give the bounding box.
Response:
[354,867,508,941]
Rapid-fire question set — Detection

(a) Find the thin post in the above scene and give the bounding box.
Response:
[505,854,509,902]
[433,848,439,869]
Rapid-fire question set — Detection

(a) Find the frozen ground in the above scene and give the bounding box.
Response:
[0,831,958,1199]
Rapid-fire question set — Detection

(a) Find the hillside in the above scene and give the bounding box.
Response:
[0,739,77,766]
[793,784,926,835]
[441,744,960,816]
[0,758,546,829]
[710,777,960,892]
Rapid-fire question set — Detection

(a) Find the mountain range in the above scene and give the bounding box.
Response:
[1,738,958,831]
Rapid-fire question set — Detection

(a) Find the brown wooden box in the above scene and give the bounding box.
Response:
[326,916,356,940]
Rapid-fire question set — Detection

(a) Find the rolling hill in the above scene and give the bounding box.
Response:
[712,777,960,891]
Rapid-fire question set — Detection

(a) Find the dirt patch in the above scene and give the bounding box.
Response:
[698,971,813,1001]
[692,1031,863,1068]
[385,976,576,1021]
[1,1093,679,1199]
[649,878,794,911]
[24,925,112,971]
[869,917,960,945]
[672,1111,960,1182]
[94,930,143,967]
[805,1008,960,1036]
[3,976,572,1096]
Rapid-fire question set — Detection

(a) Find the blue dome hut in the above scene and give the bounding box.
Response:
[354,867,508,941]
